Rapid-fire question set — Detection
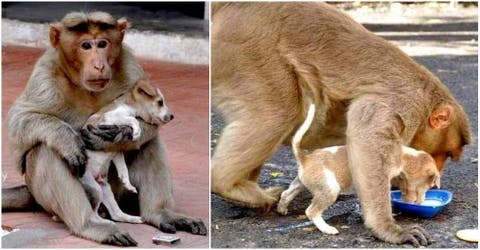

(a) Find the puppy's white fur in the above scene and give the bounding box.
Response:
[80,80,173,224]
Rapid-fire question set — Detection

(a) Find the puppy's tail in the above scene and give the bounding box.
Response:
[2,185,39,211]
[292,103,316,166]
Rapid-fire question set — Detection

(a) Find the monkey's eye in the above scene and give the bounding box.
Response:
[158,100,164,106]
[81,42,92,50]
[97,40,108,49]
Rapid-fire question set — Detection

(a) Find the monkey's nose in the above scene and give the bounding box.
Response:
[94,64,105,72]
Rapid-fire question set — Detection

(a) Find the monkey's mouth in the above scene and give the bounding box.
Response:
[87,79,110,88]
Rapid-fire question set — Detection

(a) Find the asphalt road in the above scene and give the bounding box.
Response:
[211,3,478,248]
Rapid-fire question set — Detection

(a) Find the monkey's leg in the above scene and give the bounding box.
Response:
[346,100,430,247]
[212,118,295,209]
[127,137,207,235]
[24,145,137,246]
[277,176,304,215]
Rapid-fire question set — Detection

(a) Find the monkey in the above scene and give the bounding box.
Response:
[277,104,440,235]
[3,12,206,246]
[80,78,174,224]
[211,2,471,247]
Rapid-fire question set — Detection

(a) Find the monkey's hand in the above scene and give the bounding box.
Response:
[61,135,88,177]
[81,124,134,151]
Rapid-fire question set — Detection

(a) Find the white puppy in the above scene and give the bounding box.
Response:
[81,79,174,224]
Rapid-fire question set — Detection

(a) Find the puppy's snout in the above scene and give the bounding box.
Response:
[170,114,174,121]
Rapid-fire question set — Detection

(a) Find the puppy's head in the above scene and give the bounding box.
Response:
[398,148,440,204]
[132,79,174,126]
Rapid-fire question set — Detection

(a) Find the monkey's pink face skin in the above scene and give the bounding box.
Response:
[77,38,114,92]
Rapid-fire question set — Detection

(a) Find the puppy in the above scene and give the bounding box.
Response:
[277,104,440,235]
[80,79,174,224]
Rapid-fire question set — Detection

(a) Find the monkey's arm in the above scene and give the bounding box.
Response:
[81,119,158,152]
[7,107,86,176]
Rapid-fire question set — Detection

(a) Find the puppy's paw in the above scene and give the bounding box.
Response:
[320,225,339,235]
[276,204,289,215]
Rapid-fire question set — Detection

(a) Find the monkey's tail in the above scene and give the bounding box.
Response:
[2,185,39,211]
[292,103,316,166]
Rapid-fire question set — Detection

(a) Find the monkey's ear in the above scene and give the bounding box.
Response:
[117,17,130,41]
[49,23,62,48]
[429,105,453,130]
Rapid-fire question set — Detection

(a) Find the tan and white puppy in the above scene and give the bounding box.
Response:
[277,104,440,235]
[80,79,174,224]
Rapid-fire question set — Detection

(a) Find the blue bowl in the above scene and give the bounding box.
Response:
[391,189,452,218]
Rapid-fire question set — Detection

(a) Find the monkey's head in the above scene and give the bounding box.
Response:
[399,151,441,204]
[410,103,472,177]
[49,12,129,92]
[132,79,174,126]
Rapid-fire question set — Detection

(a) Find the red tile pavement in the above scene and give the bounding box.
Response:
[1,46,209,248]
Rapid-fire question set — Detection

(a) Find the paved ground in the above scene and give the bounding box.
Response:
[2,46,209,248]
[211,3,478,248]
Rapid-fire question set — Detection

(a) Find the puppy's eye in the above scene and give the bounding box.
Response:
[446,151,453,158]
[158,100,164,106]
[81,42,92,50]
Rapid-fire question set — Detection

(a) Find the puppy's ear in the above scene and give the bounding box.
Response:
[134,79,156,99]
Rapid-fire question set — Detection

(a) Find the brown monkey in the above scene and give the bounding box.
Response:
[211,2,471,247]
[4,12,206,246]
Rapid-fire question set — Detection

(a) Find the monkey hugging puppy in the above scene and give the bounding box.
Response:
[277,104,440,239]
[3,11,206,246]
[212,2,471,246]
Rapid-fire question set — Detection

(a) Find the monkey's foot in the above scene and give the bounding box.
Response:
[149,213,208,235]
[276,203,289,215]
[374,223,431,247]
[101,231,138,246]
[399,225,431,247]
[214,182,282,212]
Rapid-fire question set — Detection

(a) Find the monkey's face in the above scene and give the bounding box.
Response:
[74,37,115,92]
[50,12,128,92]
[410,105,471,176]
[133,80,174,126]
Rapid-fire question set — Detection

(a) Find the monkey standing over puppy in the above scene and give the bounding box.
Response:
[277,104,441,235]
[212,2,471,246]
[81,79,174,225]
[3,12,206,246]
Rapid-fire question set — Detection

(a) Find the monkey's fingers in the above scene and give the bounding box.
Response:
[174,218,208,235]
[408,225,431,245]
[401,233,420,247]
[400,225,430,247]
[103,231,138,246]
[63,151,87,177]
[159,222,177,234]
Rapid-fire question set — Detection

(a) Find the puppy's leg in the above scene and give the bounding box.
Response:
[25,144,137,246]
[112,153,137,193]
[277,176,304,215]
[101,182,143,224]
[306,195,339,235]
[304,169,341,235]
